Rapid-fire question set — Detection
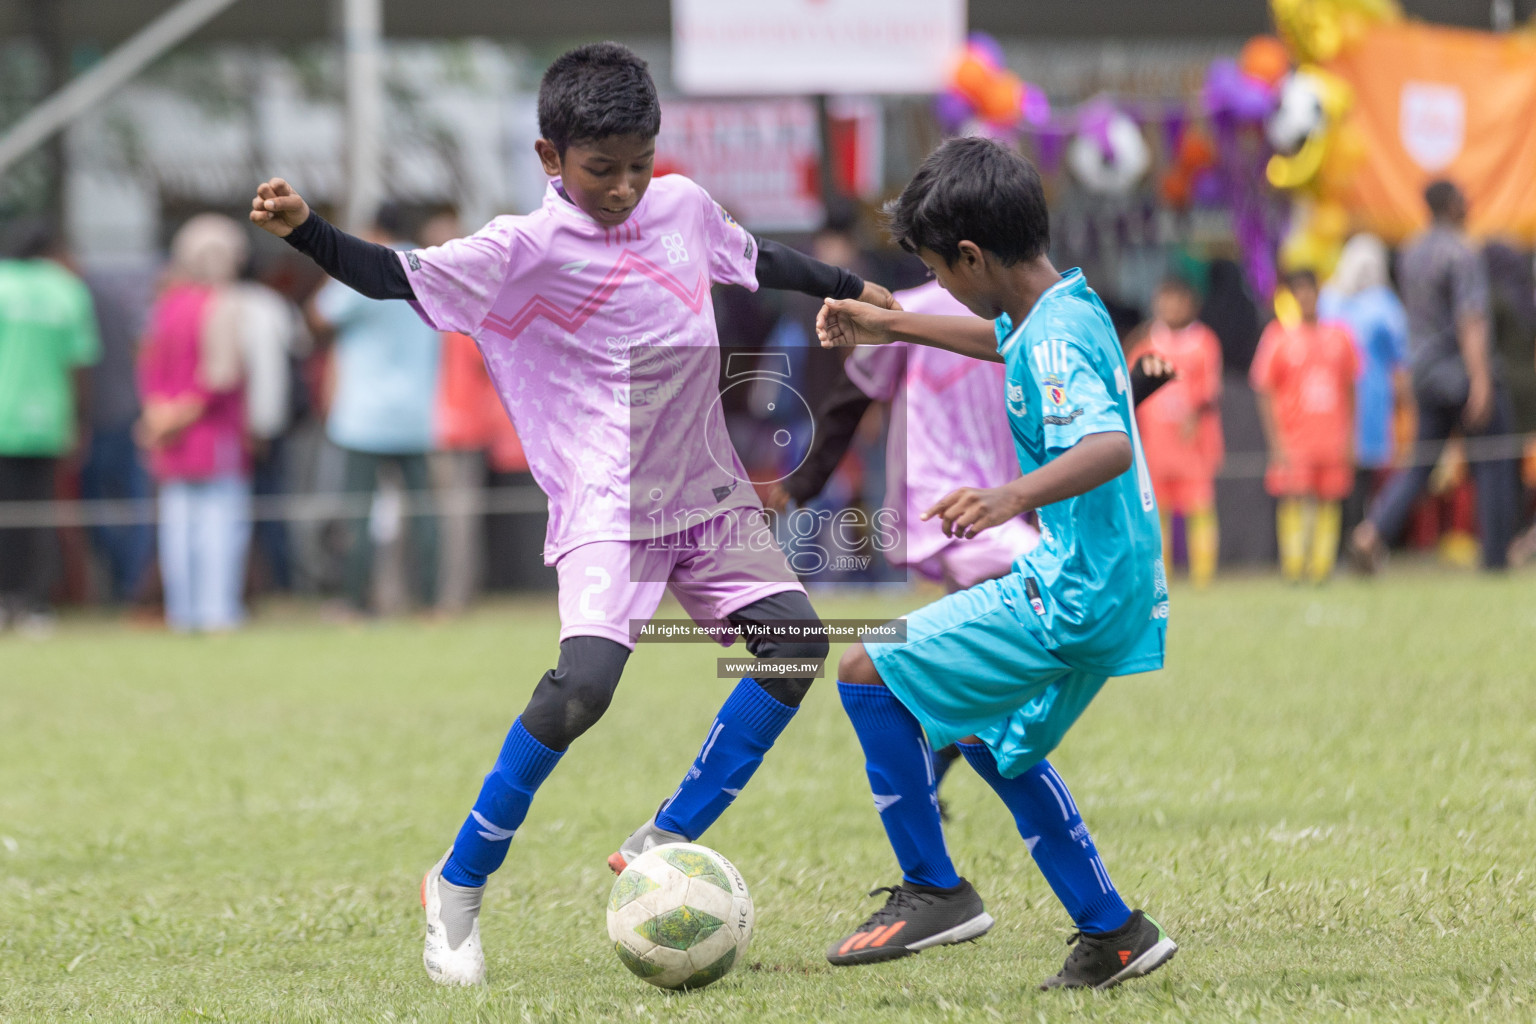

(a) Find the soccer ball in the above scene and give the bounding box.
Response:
[606,842,754,990]
[1266,72,1326,156]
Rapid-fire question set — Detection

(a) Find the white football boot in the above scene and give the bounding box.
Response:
[421,849,486,986]
[607,816,688,874]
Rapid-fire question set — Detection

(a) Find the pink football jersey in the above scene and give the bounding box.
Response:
[844,279,1024,565]
[400,175,762,563]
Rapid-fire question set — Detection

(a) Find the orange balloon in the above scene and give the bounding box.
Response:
[977,73,1024,123]
[1239,35,1291,88]
[1161,170,1192,208]
[1177,130,1216,172]
[953,54,995,107]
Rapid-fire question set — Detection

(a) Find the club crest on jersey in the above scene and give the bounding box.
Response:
[1047,384,1067,406]
[1007,382,1027,416]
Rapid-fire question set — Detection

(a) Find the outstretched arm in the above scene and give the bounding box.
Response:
[817,298,1001,362]
[250,178,414,301]
[924,432,1133,540]
[752,238,896,308]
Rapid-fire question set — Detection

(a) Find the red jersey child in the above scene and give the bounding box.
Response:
[1130,278,1224,586]
[1251,268,1359,583]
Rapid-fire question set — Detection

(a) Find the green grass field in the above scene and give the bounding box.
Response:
[3,572,1535,1022]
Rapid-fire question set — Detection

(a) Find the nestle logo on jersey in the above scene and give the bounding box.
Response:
[614,379,685,408]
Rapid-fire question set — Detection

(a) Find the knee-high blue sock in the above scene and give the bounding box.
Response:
[654,678,797,839]
[838,682,960,889]
[958,743,1129,933]
[442,718,562,888]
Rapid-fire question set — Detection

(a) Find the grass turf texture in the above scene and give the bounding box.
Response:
[2,572,1533,1022]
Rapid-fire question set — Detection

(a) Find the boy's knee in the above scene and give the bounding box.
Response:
[837,642,883,686]
[519,636,630,750]
[749,633,828,708]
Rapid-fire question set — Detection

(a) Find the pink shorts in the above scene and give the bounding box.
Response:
[555,507,804,649]
[908,516,1040,592]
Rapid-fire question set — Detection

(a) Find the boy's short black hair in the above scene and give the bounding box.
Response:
[885,136,1049,267]
[538,42,661,154]
[1285,267,1319,290]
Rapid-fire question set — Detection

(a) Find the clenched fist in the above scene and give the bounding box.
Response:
[249,178,311,238]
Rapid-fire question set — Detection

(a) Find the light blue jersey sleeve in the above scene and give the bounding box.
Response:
[1030,336,1127,456]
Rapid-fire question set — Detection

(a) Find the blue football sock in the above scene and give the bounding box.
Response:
[838,682,960,890]
[958,743,1130,933]
[442,718,563,888]
[654,678,797,839]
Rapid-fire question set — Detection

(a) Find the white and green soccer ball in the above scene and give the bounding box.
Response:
[606,842,754,990]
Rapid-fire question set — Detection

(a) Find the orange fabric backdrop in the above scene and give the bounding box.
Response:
[1328,22,1536,242]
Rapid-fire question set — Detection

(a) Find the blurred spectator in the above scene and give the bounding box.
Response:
[1200,258,1262,376]
[1353,181,1522,572]
[1319,234,1410,539]
[0,221,101,632]
[228,260,310,592]
[80,267,155,604]
[1484,242,1536,435]
[1252,269,1358,584]
[1130,277,1225,587]
[137,215,253,632]
[1485,242,1536,566]
[310,203,441,615]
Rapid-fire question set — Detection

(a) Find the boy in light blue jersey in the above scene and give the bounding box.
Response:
[814,137,1175,991]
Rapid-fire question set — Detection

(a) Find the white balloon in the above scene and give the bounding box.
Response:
[1068,112,1151,195]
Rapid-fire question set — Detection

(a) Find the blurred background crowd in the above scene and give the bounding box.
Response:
[3,0,1536,634]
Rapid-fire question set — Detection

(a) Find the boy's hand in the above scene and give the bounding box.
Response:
[249,178,311,238]
[857,282,902,311]
[817,298,897,349]
[1136,352,1175,382]
[922,486,1026,540]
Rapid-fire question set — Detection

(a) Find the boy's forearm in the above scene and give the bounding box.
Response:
[1002,432,1133,511]
[752,238,865,299]
[884,311,1004,363]
[284,213,416,302]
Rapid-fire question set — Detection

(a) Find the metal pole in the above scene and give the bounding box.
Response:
[342,0,384,232]
[0,0,243,177]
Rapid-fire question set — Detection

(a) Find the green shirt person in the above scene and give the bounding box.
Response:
[0,253,101,457]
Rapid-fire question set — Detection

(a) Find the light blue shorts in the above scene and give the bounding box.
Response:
[864,575,1107,778]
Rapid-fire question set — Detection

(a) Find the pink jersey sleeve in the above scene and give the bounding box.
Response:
[688,178,758,291]
[399,216,522,334]
[845,344,905,402]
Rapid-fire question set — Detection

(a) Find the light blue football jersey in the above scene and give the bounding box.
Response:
[993,268,1167,676]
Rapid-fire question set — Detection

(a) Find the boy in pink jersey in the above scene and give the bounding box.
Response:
[251,43,894,986]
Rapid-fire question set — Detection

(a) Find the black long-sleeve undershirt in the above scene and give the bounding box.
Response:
[283,213,414,301]
[282,213,865,303]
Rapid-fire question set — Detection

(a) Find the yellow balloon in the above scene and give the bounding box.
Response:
[1270,0,1400,65]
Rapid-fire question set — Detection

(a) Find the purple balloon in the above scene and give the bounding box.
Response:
[1033,125,1070,175]
[967,32,1006,69]
[1203,58,1276,124]
[1191,168,1224,207]
[1020,86,1051,128]
[934,91,974,134]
